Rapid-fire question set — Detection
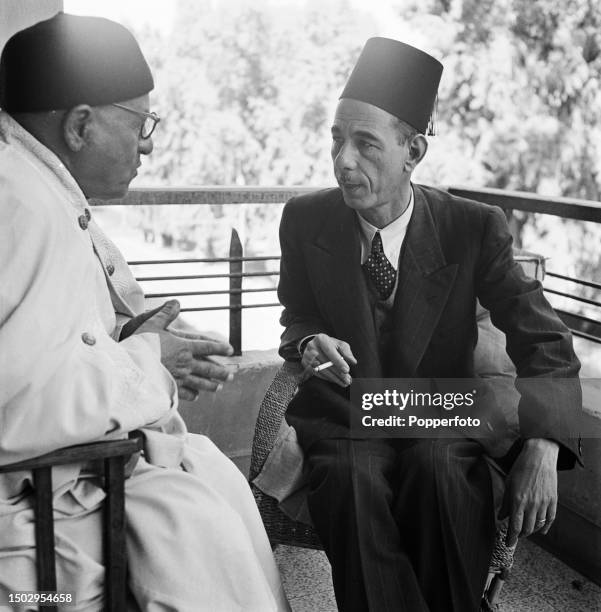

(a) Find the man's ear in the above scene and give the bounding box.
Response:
[403,134,428,172]
[62,105,94,152]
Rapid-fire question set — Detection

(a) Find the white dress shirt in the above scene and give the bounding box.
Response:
[357,186,414,270]
[297,188,415,353]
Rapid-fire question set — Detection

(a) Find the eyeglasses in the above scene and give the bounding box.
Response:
[111,103,161,139]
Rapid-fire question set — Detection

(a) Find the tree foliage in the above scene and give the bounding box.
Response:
[126,0,600,308]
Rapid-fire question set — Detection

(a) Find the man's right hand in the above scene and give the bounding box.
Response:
[301,333,357,387]
[124,300,235,400]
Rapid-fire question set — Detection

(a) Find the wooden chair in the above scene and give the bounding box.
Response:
[249,361,516,612]
[0,434,143,612]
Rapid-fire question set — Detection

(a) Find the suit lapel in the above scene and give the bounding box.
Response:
[306,192,382,377]
[391,185,458,375]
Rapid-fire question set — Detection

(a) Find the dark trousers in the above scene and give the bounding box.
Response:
[305,438,496,612]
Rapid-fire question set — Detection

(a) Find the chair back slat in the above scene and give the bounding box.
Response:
[32,466,58,612]
[104,456,128,612]
[1,437,142,609]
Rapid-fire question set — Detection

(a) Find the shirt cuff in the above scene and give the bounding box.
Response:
[297,335,316,357]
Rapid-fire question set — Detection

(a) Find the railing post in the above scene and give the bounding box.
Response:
[229,228,242,355]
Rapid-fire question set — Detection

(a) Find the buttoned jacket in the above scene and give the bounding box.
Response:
[278,184,582,467]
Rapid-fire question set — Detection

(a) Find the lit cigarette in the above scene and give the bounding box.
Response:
[313,361,334,373]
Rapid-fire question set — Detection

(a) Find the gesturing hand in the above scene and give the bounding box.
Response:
[301,333,357,387]
[124,300,235,400]
[499,438,559,547]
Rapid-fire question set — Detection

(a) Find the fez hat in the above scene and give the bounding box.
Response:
[340,37,443,134]
[0,12,154,112]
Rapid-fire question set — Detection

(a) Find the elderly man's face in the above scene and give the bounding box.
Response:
[331,98,410,220]
[75,94,154,200]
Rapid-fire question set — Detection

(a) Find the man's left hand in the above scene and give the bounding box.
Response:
[499,438,559,547]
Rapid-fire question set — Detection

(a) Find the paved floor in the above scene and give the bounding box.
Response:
[275,538,601,611]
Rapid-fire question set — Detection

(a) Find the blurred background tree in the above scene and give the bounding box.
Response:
[92,0,601,312]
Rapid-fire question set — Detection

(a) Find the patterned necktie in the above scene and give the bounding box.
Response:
[363,231,397,300]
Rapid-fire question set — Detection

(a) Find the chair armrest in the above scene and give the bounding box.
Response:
[249,360,303,481]
[0,435,143,473]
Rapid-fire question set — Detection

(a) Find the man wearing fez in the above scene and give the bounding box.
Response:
[0,13,288,611]
[277,38,581,611]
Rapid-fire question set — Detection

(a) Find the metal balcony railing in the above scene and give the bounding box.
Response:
[447,187,601,346]
[95,186,601,353]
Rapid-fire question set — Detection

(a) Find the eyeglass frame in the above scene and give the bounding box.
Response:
[111,103,160,139]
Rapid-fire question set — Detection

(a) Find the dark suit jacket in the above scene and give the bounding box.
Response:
[278,184,582,468]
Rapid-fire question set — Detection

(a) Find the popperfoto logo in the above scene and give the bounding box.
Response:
[352,380,485,437]
[359,387,481,432]
[349,377,585,440]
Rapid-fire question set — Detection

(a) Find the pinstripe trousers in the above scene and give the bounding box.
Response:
[304,438,497,612]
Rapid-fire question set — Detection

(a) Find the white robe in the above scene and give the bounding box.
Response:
[0,112,288,612]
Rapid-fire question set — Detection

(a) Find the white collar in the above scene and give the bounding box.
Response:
[0,110,88,214]
[357,187,414,269]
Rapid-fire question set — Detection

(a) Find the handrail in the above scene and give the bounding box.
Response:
[144,288,275,298]
[544,289,601,309]
[106,186,601,351]
[92,186,315,207]
[547,272,601,292]
[447,186,601,223]
[178,303,280,313]
[95,185,601,224]
[135,271,279,282]
[128,255,280,265]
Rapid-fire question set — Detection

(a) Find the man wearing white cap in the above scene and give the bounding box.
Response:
[0,12,288,611]
[277,37,581,612]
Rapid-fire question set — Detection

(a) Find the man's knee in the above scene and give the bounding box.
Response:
[400,440,440,481]
[400,440,479,479]
[306,440,393,505]
[306,440,354,498]
[396,440,492,517]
